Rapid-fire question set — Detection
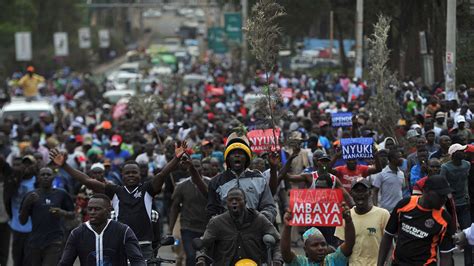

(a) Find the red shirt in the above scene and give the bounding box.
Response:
[334,165,369,191]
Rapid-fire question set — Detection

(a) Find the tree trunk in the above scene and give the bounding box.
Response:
[334,11,349,75]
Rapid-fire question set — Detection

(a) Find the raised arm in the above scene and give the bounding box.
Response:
[50,149,106,193]
[151,141,188,193]
[276,151,297,184]
[183,157,208,197]
[280,211,297,263]
[267,152,280,196]
[338,203,355,257]
[334,178,354,207]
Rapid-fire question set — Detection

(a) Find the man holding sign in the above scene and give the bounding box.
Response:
[281,201,354,265]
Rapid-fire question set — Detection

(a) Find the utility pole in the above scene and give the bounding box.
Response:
[445,0,457,100]
[329,10,334,59]
[354,0,363,79]
[241,0,248,73]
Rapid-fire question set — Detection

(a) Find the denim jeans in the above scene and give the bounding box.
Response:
[457,205,472,266]
[181,229,204,266]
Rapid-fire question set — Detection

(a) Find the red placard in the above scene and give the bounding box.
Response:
[280,88,294,99]
[210,87,224,96]
[246,128,281,154]
[289,189,344,227]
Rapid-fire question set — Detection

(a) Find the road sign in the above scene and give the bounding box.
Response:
[54,32,69,56]
[15,32,32,61]
[98,29,110,48]
[78,27,91,49]
[207,27,228,54]
[224,13,242,43]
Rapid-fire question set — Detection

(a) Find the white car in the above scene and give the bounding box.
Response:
[103,89,136,104]
[143,9,162,18]
[0,98,55,122]
[183,74,206,86]
[118,62,140,74]
[110,72,143,90]
[150,66,173,76]
[194,9,205,18]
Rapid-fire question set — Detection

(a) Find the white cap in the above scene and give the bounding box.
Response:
[91,163,105,171]
[448,143,467,155]
[456,116,466,124]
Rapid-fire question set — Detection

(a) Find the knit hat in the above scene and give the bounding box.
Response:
[224,132,252,167]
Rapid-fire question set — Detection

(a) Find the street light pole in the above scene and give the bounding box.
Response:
[445,0,457,100]
[354,0,363,79]
[241,0,248,70]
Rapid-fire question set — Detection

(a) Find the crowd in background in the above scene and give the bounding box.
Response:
[0,54,473,266]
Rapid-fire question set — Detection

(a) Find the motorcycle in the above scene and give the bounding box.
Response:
[146,235,176,265]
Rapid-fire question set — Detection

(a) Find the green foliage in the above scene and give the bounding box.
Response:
[127,94,164,124]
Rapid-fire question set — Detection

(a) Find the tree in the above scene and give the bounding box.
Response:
[367,15,400,141]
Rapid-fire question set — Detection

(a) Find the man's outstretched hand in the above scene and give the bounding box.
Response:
[49,148,66,167]
[175,141,188,159]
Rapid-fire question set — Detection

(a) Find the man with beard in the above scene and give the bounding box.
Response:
[206,134,277,222]
[281,202,354,265]
[50,142,187,259]
[58,194,145,266]
[19,167,75,265]
[335,178,389,265]
[199,187,282,265]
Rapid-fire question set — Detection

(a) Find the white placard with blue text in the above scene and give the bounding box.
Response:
[341,138,373,160]
[331,112,352,128]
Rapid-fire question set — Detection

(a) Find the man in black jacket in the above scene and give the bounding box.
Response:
[59,194,145,266]
[200,187,282,265]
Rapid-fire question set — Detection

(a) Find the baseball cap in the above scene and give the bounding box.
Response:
[351,177,371,189]
[90,163,105,171]
[424,175,453,196]
[448,143,467,155]
[456,116,466,124]
[101,121,112,130]
[22,154,37,164]
[319,121,329,127]
[435,112,445,119]
[111,134,122,146]
[406,129,420,139]
[318,154,331,161]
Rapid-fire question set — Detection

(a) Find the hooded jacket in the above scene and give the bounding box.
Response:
[207,168,277,223]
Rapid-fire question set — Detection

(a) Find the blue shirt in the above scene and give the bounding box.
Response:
[105,149,131,172]
[288,247,348,266]
[9,176,36,232]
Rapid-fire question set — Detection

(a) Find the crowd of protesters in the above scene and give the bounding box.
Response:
[0,53,473,266]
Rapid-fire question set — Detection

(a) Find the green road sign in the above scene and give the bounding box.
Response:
[208,27,228,54]
[224,13,242,43]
